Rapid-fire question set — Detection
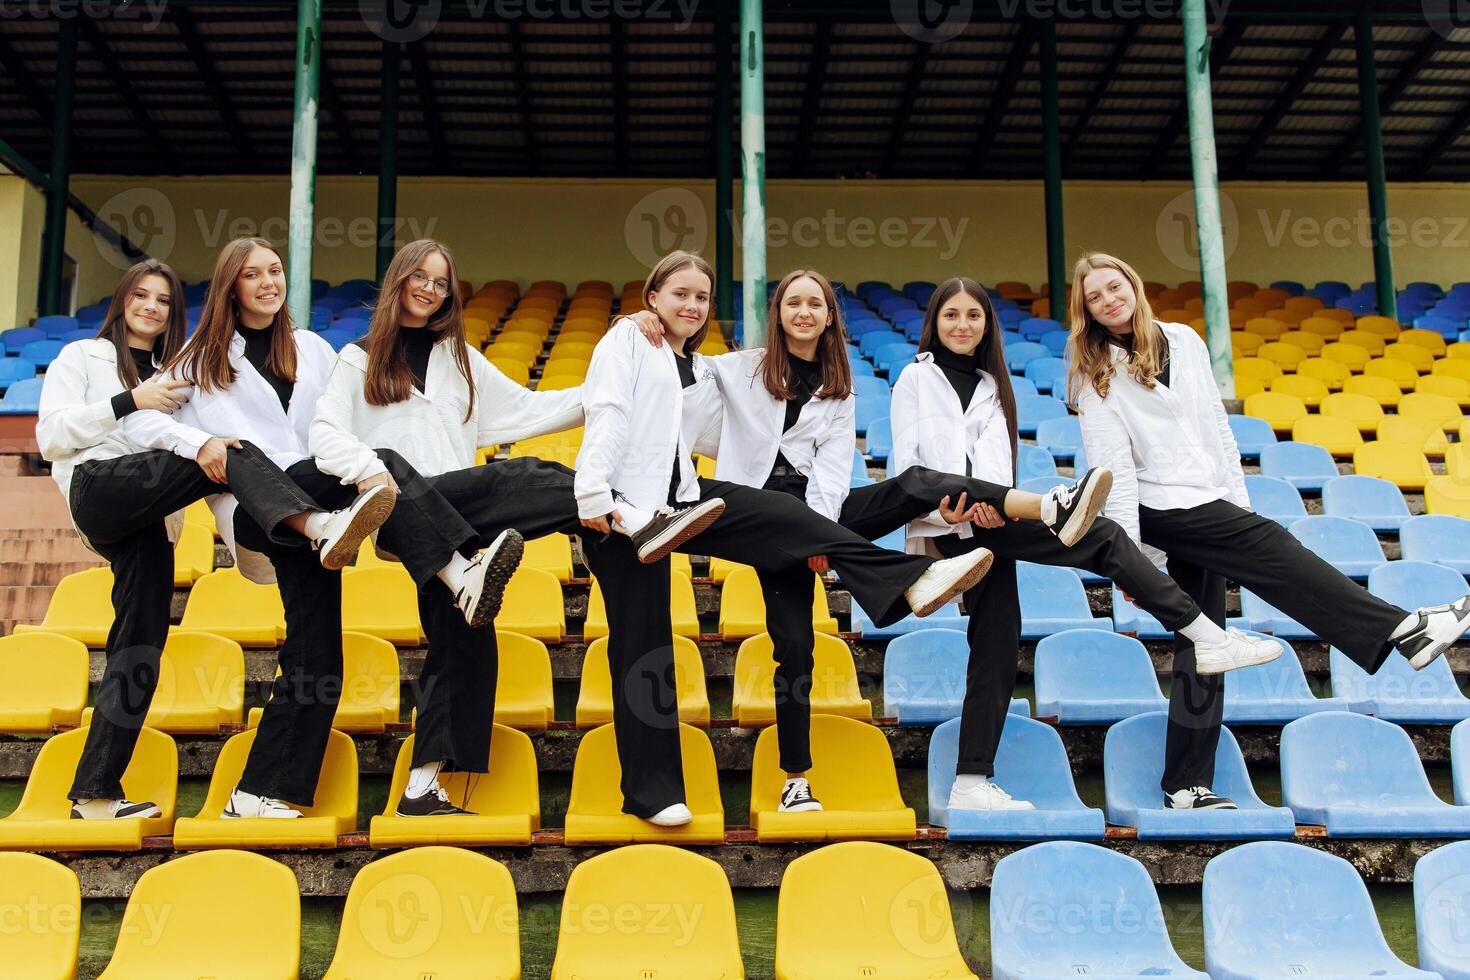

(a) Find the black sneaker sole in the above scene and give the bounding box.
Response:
[1057,468,1112,547]
[636,500,726,563]
[467,529,525,629]
[911,548,994,618]
[320,485,397,570]
[778,802,825,813]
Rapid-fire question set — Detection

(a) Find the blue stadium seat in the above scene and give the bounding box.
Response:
[1034,628,1165,723]
[1414,839,1470,978]
[1455,718,1470,807]
[1228,414,1278,462]
[1260,441,1339,492]
[1023,356,1067,395]
[18,340,63,368]
[1008,376,1039,399]
[1040,330,1070,356]
[1281,711,1470,836]
[857,329,903,358]
[0,358,36,392]
[1330,645,1470,723]
[852,394,887,436]
[1244,475,1307,526]
[34,315,78,338]
[1104,712,1294,839]
[851,376,890,401]
[992,842,1206,980]
[1035,416,1082,461]
[883,629,1028,725]
[1110,586,1171,639]
[1015,443,1057,481]
[873,342,918,374]
[1224,634,1347,723]
[0,327,43,349]
[850,597,964,639]
[929,715,1103,840]
[863,416,891,463]
[1370,559,1470,619]
[1071,441,1089,474]
[1401,515,1470,575]
[1018,316,1061,340]
[1239,589,1316,639]
[848,358,874,377]
[1322,475,1412,533]
[1018,564,1111,638]
[850,450,868,483]
[1287,515,1385,579]
[1014,394,1068,438]
[1018,475,1066,495]
[1004,341,1048,374]
[0,378,43,413]
[1204,841,1434,980]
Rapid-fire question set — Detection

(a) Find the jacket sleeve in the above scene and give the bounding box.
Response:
[309,352,388,485]
[1189,333,1251,510]
[117,364,212,461]
[805,395,855,523]
[575,323,638,519]
[35,344,120,461]
[1077,384,1147,550]
[971,385,1016,489]
[472,351,584,448]
[890,371,953,533]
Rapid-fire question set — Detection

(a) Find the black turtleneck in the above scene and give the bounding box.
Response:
[673,350,697,389]
[1107,330,1171,387]
[783,352,824,431]
[239,324,293,412]
[399,326,435,392]
[110,346,160,419]
[932,345,982,410]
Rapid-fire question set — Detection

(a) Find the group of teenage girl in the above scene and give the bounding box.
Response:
[38,236,1470,828]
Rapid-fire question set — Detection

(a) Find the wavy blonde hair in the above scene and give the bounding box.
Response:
[1066,252,1166,402]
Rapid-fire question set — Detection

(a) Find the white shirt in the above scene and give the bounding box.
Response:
[891,352,1014,553]
[575,317,702,518]
[701,348,855,523]
[310,339,583,482]
[1075,320,1250,552]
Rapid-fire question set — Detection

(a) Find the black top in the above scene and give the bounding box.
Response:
[399,326,435,393]
[931,345,982,410]
[110,347,159,418]
[673,350,697,389]
[239,325,293,412]
[782,352,824,432]
[1107,330,1171,387]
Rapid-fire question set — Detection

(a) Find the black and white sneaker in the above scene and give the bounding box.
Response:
[1396,596,1470,670]
[904,549,994,617]
[223,788,303,819]
[454,529,525,628]
[778,777,824,813]
[395,785,475,817]
[70,797,162,820]
[628,499,726,563]
[312,484,397,570]
[1041,467,1113,547]
[1164,786,1237,810]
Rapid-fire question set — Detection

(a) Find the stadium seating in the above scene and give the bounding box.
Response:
[1224,634,1348,722]
[172,521,214,585]
[719,567,839,638]
[1355,442,1434,491]
[13,566,114,646]
[248,631,398,733]
[177,567,286,646]
[1034,629,1167,722]
[0,632,88,731]
[1370,558,1470,618]
[585,567,700,639]
[1427,475,1470,517]
[0,853,79,977]
[1330,645,1470,723]
[1019,563,1111,637]
[1287,515,1384,578]
[733,632,871,726]
[1291,414,1363,456]
[563,723,724,844]
[1228,413,1278,460]
[1400,514,1470,574]
[494,567,565,640]
[1260,441,1338,492]
[1413,839,1470,979]
[1321,474,1412,531]
[1244,474,1307,525]
[576,633,709,727]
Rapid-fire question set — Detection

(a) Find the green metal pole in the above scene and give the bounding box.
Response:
[1040,20,1066,319]
[38,19,77,317]
[376,41,400,283]
[1355,5,1396,319]
[714,3,734,323]
[739,0,766,347]
[288,0,322,330]
[1182,0,1234,395]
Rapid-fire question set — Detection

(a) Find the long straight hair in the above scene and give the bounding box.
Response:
[917,276,1018,477]
[361,239,476,422]
[171,237,297,392]
[759,269,853,401]
[1066,251,1163,402]
[96,259,187,387]
[643,250,714,355]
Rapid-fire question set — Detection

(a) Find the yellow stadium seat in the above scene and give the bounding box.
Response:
[1364,356,1420,389]
[695,453,717,478]
[523,532,573,582]
[0,632,87,731]
[342,565,423,645]
[546,342,595,363]
[495,328,544,349]
[1450,341,1470,361]
[536,374,580,392]
[1291,416,1363,457]
[1321,341,1371,373]
[575,634,710,728]
[708,556,747,582]
[1416,373,1470,408]
[173,521,214,586]
[1356,315,1402,339]
[82,630,244,733]
[173,728,356,848]
[1278,330,1325,355]
[1433,358,1470,385]
[551,844,742,980]
[1343,374,1403,408]
[1231,331,1263,357]
[1378,416,1451,458]
[508,439,579,468]
[1299,357,1350,390]
[494,567,564,640]
[1449,443,1470,480]
[14,566,113,646]
[1243,317,1287,339]
[177,567,285,646]
[1235,297,1267,316]
[1339,329,1387,356]
[491,630,554,730]
[487,358,530,387]
[564,722,724,844]
[670,551,694,579]
[184,498,218,537]
[98,850,299,980]
[774,841,977,980]
[325,847,520,978]
[1234,377,1266,399]
[1234,356,1282,383]
[584,568,699,639]
[0,854,79,977]
[733,633,872,727]
[1257,342,1306,372]
[719,567,840,638]
[751,714,915,842]
[539,359,588,384]
[1320,392,1384,434]
[1427,476,1470,518]
[485,341,539,365]
[1385,342,1434,374]
[1243,391,1307,434]
[1269,374,1329,408]
[368,729,539,847]
[1319,307,1355,324]
[1284,296,1323,316]
[1400,328,1449,356]
[1266,308,1303,327]
[353,537,399,568]
[1354,442,1434,491]
[1299,316,1345,339]
[698,334,731,355]
[1398,391,1464,433]
[0,727,175,850]
[248,632,398,733]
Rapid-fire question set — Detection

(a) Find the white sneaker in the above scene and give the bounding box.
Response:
[947,777,1035,813]
[453,529,525,628]
[70,797,161,820]
[313,484,396,570]
[646,802,693,826]
[223,787,303,819]
[778,777,824,813]
[1194,628,1285,676]
[625,500,726,563]
[904,549,994,617]
[1041,467,1113,547]
[1164,786,1236,810]
[1397,596,1470,670]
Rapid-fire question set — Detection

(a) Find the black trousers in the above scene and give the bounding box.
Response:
[65,445,320,800]
[1141,498,1409,793]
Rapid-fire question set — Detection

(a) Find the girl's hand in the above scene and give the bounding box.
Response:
[581,511,620,534]
[937,492,976,525]
[808,555,830,574]
[131,378,190,414]
[972,503,1005,529]
[196,437,241,484]
[629,310,665,348]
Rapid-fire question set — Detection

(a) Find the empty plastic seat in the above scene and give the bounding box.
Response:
[1244,391,1306,433]
[1401,514,1470,574]
[1291,414,1363,457]
[177,567,286,646]
[1034,628,1167,723]
[749,713,915,841]
[172,520,214,585]
[1282,711,1470,835]
[1270,373,1330,409]
[1019,563,1111,638]
[1400,390,1464,433]
[929,714,1103,840]
[522,532,573,582]
[1417,371,1470,407]
[1300,356,1351,389]
[1224,633,1348,722]
[1319,475,1408,533]
[576,634,708,728]
[14,566,114,646]
[863,415,892,462]
[776,841,976,980]
[341,565,423,645]
[0,853,79,976]
[1322,391,1385,433]
[0,375,41,411]
[1370,558,1470,626]
[0,726,176,850]
[494,566,564,640]
[249,631,398,733]
[369,728,539,846]
[1413,839,1470,979]
[1244,474,1307,525]
[99,629,246,733]
[173,728,357,848]
[1355,441,1434,491]
[1331,643,1470,723]
[850,592,966,638]
[1379,415,1451,456]
[98,850,299,980]
[719,567,838,638]
[1035,415,1083,460]
[884,628,975,724]
[586,567,699,639]
[1260,441,1338,492]
[1258,340,1307,372]
[1385,341,1435,373]
[734,632,871,726]
[1228,414,1277,461]
[1341,328,1388,355]
[1016,442,1057,480]
[563,723,724,844]
[1346,372,1406,407]
[1015,394,1069,437]
[1428,475,1470,518]
[0,632,88,731]
[1287,514,1384,579]
[992,841,1204,980]
[1322,340,1371,372]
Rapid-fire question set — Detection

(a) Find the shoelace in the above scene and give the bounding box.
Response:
[985,782,1015,800]
[785,780,811,801]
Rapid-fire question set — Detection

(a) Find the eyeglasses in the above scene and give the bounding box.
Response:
[408,269,452,297]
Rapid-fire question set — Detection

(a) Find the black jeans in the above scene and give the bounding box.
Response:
[66,445,319,800]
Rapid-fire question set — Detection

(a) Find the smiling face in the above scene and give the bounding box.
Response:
[234,246,286,326]
[399,250,450,327]
[648,266,711,344]
[123,273,173,349]
[1083,266,1137,336]
[936,289,987,356]
[778,275,831,358]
